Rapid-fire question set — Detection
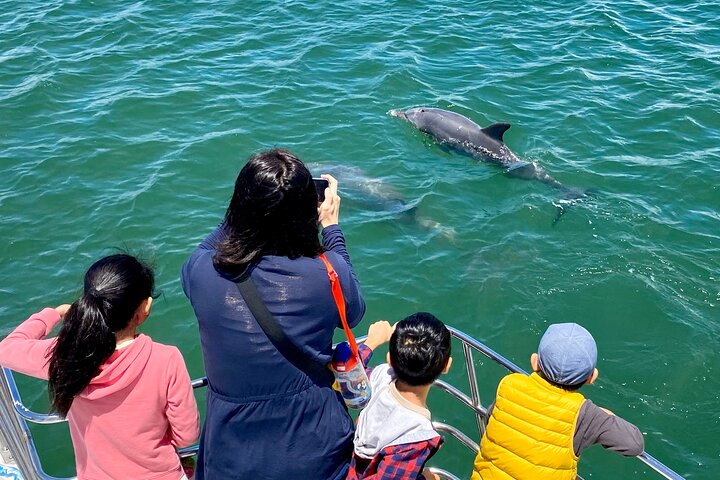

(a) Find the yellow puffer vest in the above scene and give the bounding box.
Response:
[471,372,585,480]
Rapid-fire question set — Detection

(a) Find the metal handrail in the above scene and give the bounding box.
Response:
[0,368,68,480]
[0,328,685,480]
[444,327,685,480]
[432,422,479,453]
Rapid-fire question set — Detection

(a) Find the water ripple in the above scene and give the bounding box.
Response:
[1,0,718,477]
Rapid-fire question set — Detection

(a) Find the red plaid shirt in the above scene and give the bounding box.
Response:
[346,436,443,480]
[347,345,443,479]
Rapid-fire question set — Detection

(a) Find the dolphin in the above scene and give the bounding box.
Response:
[388,107,587,222]
[309,164,411,216]
[309,163,454,238]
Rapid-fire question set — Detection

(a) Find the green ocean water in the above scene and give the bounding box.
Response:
[1,1,718,478]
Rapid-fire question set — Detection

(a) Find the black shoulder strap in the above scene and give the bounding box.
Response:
[235,276,330,380]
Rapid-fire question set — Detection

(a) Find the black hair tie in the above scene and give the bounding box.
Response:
[87,287,102,299]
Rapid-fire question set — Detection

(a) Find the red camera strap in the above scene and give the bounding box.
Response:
[319,253,358,357]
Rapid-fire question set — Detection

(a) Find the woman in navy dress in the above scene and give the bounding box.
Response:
[181,149,365,479]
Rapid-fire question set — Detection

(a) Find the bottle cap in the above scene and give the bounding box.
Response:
[331,341,358,371]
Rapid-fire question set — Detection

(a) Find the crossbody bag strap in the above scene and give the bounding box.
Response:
[318,253,359,357]
[235,275,330,380]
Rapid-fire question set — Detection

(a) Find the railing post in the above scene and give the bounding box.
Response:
[462,343,485,439]
[0,368,39,479]
[1,368,74,480]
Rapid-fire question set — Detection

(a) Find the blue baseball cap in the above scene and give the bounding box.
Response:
[537,323,597,387]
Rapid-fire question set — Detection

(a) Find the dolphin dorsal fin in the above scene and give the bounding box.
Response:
[481,122,511,142]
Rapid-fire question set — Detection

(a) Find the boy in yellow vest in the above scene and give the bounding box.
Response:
[471,323,644,480]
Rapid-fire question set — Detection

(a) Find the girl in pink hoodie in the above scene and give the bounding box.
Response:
[0,254,200,480]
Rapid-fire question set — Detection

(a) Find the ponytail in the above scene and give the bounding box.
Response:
[47,254,154,416]
[48,295,116,415]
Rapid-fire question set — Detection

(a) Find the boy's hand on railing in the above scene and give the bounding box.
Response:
[422,470,440,480]
[364,321,394,351]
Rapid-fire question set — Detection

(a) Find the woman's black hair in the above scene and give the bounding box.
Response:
[389,312,451,386]
[47,254,154,416]
[213,148,323,277]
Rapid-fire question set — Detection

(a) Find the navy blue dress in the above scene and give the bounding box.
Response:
[181,225,365,480]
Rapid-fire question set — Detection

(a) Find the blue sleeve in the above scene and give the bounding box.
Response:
[322,225,366,328]
[322,225,355,277]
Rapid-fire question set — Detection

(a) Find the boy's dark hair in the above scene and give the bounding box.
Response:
[389,312,451,386]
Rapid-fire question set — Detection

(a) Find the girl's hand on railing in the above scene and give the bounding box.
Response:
[55,304,72,319]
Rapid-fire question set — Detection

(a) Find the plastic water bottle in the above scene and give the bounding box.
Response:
[331,341,371,409]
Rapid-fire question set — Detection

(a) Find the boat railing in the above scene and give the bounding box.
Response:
[0,327,685,480]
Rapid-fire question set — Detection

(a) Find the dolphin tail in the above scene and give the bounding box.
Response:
[552,203,569,226]
[416,215,456,240]
[398,204,418,221]
[399,205,456,239]
[551,187,595,226]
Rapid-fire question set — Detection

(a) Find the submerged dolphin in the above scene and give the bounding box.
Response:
[309,163,454,237]
[310,164,411,216]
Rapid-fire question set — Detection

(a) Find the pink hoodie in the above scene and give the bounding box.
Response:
[0,308,200,480]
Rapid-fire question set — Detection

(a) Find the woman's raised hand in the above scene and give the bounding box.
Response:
[318,174,340,228]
